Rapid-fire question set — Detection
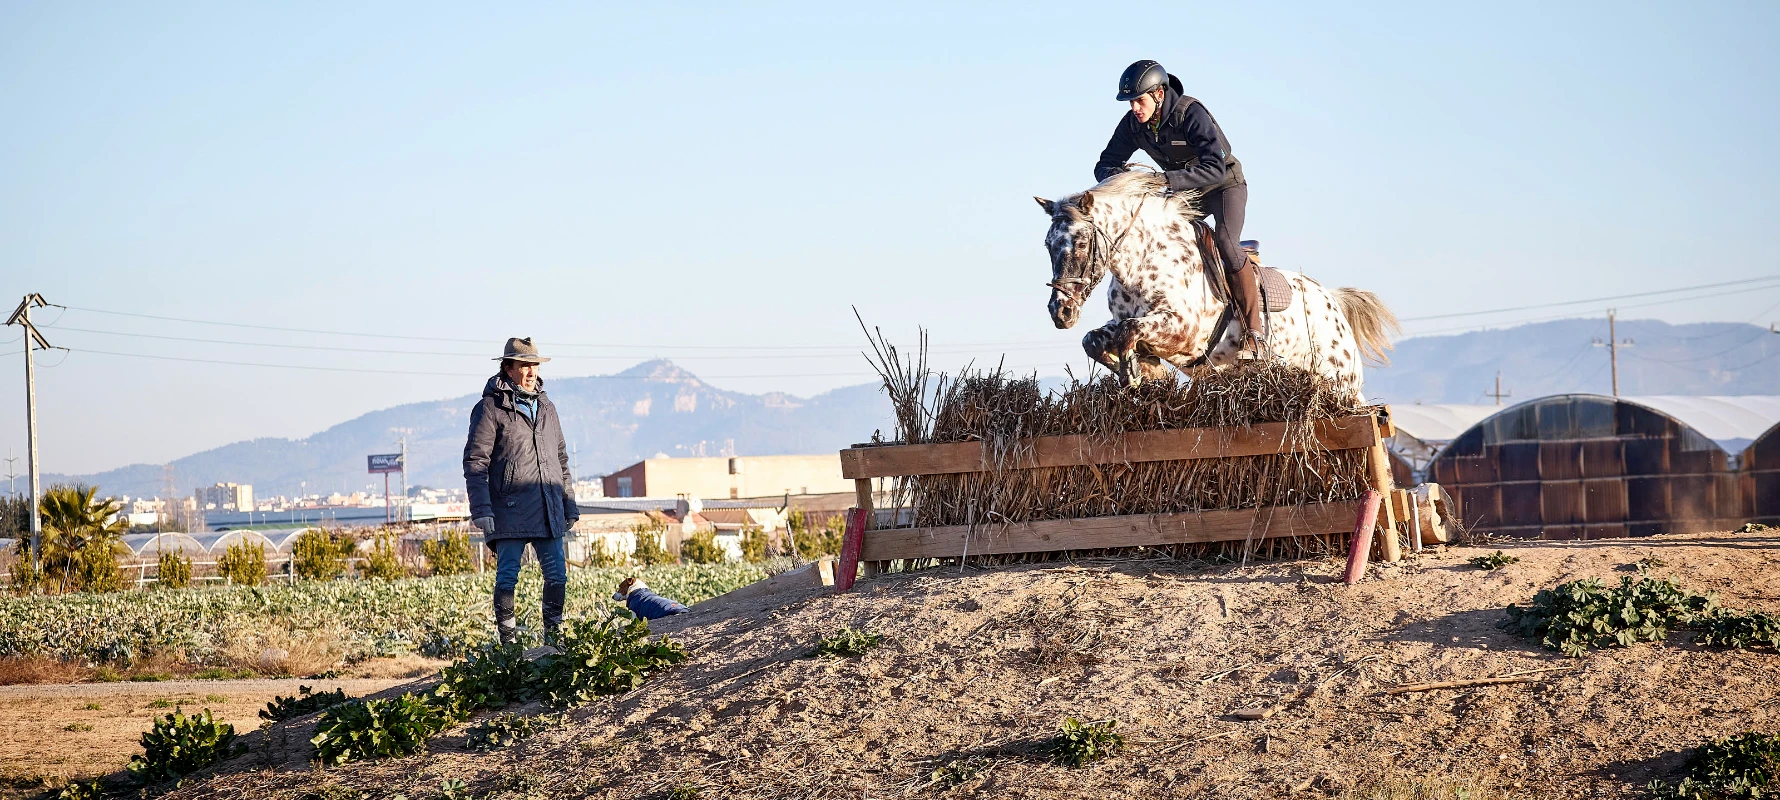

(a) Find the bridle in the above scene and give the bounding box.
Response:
[1046,194,1150,306]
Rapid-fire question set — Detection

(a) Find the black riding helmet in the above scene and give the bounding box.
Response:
[1116,59,1168,102]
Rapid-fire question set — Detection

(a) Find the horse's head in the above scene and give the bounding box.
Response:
[1035,190,1108,329]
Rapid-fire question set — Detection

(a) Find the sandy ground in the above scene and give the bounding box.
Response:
[25,531,1780,799]
[0,655,448,798]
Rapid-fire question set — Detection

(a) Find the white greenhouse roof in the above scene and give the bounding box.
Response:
[1389,404,1501,445]
[120,532,206,556]
[1623,395,1780,454]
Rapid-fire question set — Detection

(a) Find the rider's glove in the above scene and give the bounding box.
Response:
[472,516,495,535]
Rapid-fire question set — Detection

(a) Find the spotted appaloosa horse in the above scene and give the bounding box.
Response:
[1037,171,1398,401]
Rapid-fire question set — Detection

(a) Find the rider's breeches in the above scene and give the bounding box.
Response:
[1201,182,1249,276]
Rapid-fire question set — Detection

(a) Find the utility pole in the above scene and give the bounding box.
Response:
[1592,308,1635,397]
[398,435,408,524]
[1486,371,1512,406]
[5,294,51,577]
[4,450,16,496]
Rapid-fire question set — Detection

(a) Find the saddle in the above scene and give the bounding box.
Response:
[1191,220,1293,312]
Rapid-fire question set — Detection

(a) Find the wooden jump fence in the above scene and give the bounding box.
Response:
[833,406,1456,591]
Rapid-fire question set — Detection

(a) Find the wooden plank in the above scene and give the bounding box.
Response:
[858,500,1365,561]
[1366,413,1401,563]
[838,414,1380,479]
[854,478,881,579]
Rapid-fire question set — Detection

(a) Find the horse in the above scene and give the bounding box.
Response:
[1036,171,1398,400]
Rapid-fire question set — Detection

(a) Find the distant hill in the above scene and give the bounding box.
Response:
[49,360,897,499]
[1364,318,1780,404]
[50,318,1779,499]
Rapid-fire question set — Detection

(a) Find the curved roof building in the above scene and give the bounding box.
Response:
[1428,394,1780,539]
[1743,419,1780,526]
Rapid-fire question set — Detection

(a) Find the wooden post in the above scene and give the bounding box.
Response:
[1344,491,1381,585]
[1367,410,1401,563]
[854,478,881,578]
[835,507,867,594]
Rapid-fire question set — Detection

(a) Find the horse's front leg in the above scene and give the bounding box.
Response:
[1100,314,1187,388]
[1081,323,1125,375]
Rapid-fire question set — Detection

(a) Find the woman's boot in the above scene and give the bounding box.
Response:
[541,584,566,646]
[493,588,518,646]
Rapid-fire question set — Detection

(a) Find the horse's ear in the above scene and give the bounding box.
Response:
[1034,196,1055,215]
[1078,191,1095,212]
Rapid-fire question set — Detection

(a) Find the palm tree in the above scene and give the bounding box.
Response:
[38,485,129,593]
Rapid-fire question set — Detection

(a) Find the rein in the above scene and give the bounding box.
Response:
[1046,194,1150,303]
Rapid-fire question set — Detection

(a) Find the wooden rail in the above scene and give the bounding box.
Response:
[839,414,1379,479]
[831,407,1427,591]
[859,500,1365,561]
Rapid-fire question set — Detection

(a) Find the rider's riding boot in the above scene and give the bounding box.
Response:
[1231,256,1268,358]
[493,587,518,646]
[540,583,566,646]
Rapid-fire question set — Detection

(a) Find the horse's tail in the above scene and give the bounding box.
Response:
[1332,287,1400,366]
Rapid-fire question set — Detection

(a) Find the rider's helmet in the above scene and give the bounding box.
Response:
[1116,60,1169,101]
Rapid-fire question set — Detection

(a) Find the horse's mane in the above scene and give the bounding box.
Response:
[1076,170,1203,221]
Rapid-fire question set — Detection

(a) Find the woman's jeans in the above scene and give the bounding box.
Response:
[491,537,568,644]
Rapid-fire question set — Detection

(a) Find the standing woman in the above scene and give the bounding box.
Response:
[463,337,580,644]
[1093,59,1264,355]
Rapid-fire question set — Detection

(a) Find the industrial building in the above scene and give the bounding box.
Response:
[600,454,851,499]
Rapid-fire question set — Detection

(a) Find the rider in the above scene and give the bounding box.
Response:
[1093,59,1263,355]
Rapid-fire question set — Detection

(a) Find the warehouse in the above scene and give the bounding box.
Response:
[1427,394,1780,539]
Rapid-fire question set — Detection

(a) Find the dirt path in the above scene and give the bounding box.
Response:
[0,678,414,796]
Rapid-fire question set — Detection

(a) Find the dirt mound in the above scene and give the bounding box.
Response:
[163,531,1780,799]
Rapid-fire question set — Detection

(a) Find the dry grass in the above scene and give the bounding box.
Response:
[218,621,348,677]
[0,656,92,686]
[857,325,1375,565]
[1337,773,1508,799]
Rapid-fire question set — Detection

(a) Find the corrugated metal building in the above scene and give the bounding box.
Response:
[1385,404,1501,485]
[1427,394,1780,539]
[1744,420,1780,526]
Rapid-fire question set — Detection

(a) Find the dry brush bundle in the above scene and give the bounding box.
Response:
[859,323,1374,563]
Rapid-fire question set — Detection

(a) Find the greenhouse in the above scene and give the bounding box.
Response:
[1428,394,1780,539]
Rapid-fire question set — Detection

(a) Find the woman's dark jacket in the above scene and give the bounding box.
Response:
[463,375,579,541]
[1093,74,1245,194]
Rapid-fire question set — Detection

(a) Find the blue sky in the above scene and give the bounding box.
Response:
[2,1,1777,475]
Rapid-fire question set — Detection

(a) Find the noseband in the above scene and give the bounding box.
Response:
[1046,194,1150,305]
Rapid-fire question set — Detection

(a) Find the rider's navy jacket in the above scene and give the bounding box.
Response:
[1093,75,1245,194]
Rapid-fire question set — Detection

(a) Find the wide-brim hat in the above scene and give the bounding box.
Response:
[494,337,551,363]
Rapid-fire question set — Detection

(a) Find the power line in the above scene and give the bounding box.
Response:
[56,346,913,380]
[1399,282,1780,338]
[1395,275,1780,323]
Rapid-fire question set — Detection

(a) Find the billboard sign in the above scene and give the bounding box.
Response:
[367,453,404,474]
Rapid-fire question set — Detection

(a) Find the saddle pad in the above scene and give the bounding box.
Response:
[1260,267,1294,313]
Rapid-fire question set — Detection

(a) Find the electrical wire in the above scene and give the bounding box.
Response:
[1394,275,1780,323]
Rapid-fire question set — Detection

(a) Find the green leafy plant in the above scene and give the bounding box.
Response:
[631,522,674,565]
[1734,522,1772,533]
[37,485,130,594]
[438,778,471,800]
[359,533,406,580]
[217,542,268,586]
[668,785,702,800]
[156,550,192,589]
[1503,576,1715,657]
[740,526,771,563]
[261,685,353,722]
[1649,731,1780,799]
[310,693,450,765]
[1694,610,1780,652]
[928,756,991,788]
[1469,551,1518,570]
[430,643,537,717]
[464,712,558,750]
[1047,717,1123,768]
[293,530,353,581]
[811,628,882,658]
[194,667,254,680]
[420,530,473,576]
[127,707,240,782]
[535,617,688,707]
[56,781,104,800]
[788,509,845,559]
[64,722,93,732]
[1636,554,1669,571]
[586,540,627,568]
[681,530,726,564]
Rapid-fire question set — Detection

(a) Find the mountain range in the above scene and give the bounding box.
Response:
[48,318,1780,499]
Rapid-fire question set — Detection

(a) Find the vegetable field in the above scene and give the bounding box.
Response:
[0,563,764,667]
